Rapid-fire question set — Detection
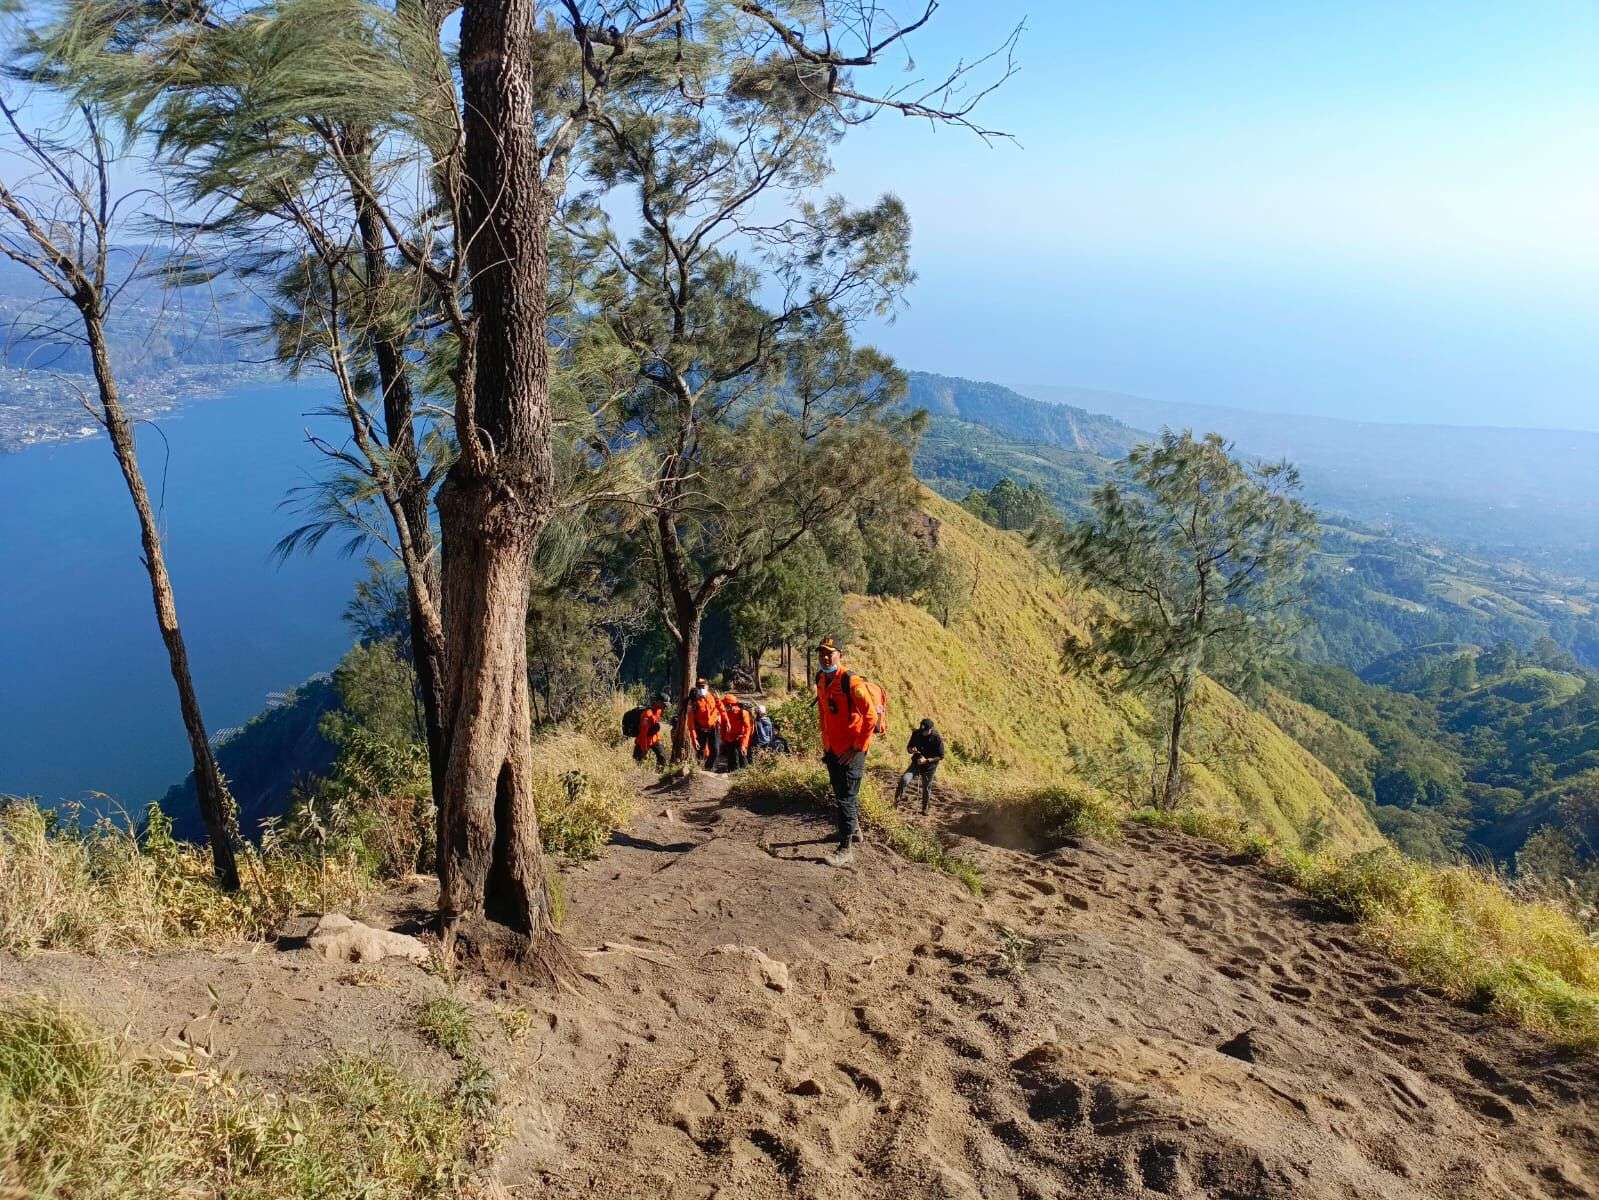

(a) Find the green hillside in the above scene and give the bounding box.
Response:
[840,492,1381,852]
[908,380,1599,671]
[1271,644,1599,865]
[904,371,1139,457]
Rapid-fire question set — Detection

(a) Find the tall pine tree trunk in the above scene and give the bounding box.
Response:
[351,180,449,873]
[87,316,241,889]
[669,607,703,762]
[1160,668,1192,811]
[435,0,561,969]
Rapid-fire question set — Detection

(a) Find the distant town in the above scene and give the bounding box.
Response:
[0,363,278,452]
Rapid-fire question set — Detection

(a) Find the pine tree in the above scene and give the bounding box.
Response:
[1038,431,1317,808]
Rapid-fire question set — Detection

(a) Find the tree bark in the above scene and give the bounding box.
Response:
[436,0,562,971]
[87,316,241,889]
[350,171,449,874]
[1161,669,1191,810]
[669,607,703,762]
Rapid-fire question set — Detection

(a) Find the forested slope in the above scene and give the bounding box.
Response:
[839,492,1381,852]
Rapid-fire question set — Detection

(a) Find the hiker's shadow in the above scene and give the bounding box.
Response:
[681,772,840,860]
[610,830,697,854]
[762,834,836,864]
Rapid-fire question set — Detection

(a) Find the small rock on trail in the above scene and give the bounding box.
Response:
[307,913,429,964]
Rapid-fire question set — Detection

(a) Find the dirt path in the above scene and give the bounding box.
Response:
[515,770,1599,1199]
[5,769,1596,1199]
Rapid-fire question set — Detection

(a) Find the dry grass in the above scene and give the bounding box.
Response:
[1124,801,1599,1047]
[528,730,636,860]
[0,800,368,956]
[1131,805,1273,861]
[1278,846,1599,1047]
[962,773,1125,844]
[0,999,494,1199]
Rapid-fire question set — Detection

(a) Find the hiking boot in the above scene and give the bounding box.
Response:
[824,843,856,868]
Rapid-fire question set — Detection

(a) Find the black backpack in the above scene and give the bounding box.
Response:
[621,706,644,738]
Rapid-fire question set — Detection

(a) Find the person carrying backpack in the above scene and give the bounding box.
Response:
[752,704,775,754]
[814,636,883,867]
[719,692,753,771]
[686,683,722,770]
[633,695,668,769]
[896,718,945,814]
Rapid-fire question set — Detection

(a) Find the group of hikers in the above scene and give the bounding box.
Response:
[627,636,946,869]
[628,688,778,773]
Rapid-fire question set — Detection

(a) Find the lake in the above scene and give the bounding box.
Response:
[0,380,366,808]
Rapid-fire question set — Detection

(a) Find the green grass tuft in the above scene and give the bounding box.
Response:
[965,774,1124,844]
[416,995,475,1060]
[0,999,489,1199]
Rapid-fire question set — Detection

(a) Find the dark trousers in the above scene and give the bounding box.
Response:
[824,749,866,847]
[722,742,748,771]
[634,742,665,769]
[695,727,720,768]
[897,760,938,811]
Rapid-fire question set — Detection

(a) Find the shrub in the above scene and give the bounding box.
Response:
[528,731,634,860]
[968,776,1122,843]
[284,724,432,879]
[767,692,819,757]
[0,800,367,955]
[0,1000,488,1199]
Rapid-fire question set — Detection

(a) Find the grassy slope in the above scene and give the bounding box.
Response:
[842,492,1380,852]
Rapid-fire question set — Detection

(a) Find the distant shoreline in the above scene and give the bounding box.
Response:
[0,363,286,454]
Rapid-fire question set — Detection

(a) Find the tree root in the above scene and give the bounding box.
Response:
[441,915,581,990]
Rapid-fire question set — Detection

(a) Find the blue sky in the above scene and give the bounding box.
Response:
[825,1,1599,429]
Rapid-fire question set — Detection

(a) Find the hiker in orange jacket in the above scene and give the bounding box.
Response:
[633,695,668,770]
[719,693,753,771]
[814,636,877,866]
[686,682,722,769]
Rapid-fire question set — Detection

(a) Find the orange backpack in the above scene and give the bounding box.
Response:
[818,669,889,737]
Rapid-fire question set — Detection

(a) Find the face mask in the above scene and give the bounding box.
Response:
[820,662,839,674]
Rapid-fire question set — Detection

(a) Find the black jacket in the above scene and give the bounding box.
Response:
[907,726,944,762]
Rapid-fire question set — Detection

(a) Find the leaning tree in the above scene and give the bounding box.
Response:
[0,94,242,887]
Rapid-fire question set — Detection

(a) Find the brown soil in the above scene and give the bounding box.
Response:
[6,770,1597,1199]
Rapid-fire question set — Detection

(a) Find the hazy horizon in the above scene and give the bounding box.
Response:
[831,1,1599,434]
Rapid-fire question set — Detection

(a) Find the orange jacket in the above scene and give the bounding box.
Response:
[635,707,664,751]
[688,692,721,732]
[720,699,752,749]
[816,667,876,756]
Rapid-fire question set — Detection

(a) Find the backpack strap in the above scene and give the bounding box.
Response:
[816,668,857,720]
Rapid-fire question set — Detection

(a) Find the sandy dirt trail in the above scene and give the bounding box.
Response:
[527,771,1598,1199]
[5,768,1596,1199]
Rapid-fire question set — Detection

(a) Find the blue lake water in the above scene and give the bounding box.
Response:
[0,380,365,807]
